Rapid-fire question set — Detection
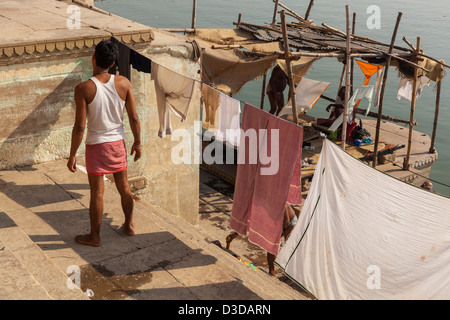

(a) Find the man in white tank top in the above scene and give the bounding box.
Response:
[67,39,142,247]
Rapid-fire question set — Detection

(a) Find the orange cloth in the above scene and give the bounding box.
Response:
[356,60,382,85]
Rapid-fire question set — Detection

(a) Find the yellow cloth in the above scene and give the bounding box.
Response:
[202,84,221,130]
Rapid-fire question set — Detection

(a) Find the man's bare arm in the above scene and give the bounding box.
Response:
[124,82,142,162]
[67,84,87,172]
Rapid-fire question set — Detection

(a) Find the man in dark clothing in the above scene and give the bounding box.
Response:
[266,65,288,115]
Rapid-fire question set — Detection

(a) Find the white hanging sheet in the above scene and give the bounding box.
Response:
[276,138,450,300]
[278,77,330,118]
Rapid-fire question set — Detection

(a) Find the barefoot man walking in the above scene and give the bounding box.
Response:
[67,39,142,247]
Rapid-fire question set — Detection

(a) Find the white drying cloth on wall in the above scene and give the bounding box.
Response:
[152,61,197,138]
[276,138,450,300]
[328,85,374,132]
[279,77,330,118]
[397,76,431,102]
[214,92,241,147]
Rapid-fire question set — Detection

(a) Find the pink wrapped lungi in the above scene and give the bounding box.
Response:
[85,139,127,175]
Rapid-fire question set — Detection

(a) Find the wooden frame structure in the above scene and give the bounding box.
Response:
[174,0,447,169]
[237,0,447,168]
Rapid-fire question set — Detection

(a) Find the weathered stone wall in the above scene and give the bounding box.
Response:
[0,57,90,168]
[139,37,201,226]
[0,36,200,225]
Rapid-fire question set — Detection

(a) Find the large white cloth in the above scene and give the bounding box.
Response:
[276,138,450,300]
[397,75,431,102]
[278,77,330,118]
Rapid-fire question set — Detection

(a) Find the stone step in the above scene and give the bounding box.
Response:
[136,199,311,300]
[0,238,52,300]
[0,212,89,300]
[0,160,311,300]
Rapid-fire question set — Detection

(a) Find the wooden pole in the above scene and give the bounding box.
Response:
[272,0,279,25]
[305,0,314,20]
[277,2,306,21]
[237,13,242,28]
[350,12,356,91]
[403,36,421,170]
[429,80,441,153]
[260,71,267,109]
[341,5,352,150]
[280,10,299,124]
[373,12,402,167]
[191,0,197,29]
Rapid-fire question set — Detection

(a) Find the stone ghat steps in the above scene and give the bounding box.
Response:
[0,159,311,300]
[0,216,88,300]
[139,199,311,300]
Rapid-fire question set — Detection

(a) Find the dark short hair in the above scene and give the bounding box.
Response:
[94,39,118,69]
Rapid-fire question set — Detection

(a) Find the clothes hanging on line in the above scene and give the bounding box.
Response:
[230,103,303,256]
[328,85,374,132]
[373,67,383,108]
[397,75,431,102]
[202,84,241,147]
[278,77,331,118]
[109,37,131,80]
[202,84,221,131]
[109,37,152,80]
[286,147,303,206]
[215,92,241,147]
[356,60,382,86]
[355,60,384,109]
[152,61,197,138]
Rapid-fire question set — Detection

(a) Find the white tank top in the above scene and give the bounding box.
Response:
[85,75,126,145]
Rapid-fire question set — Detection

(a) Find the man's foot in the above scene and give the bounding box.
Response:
[123,222,135,236]
[75,234,101,247]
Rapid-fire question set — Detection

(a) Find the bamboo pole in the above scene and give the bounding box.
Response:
[403,36,421,170]
[260,71,267,109]
[350,12,356,92]
[272,0,279,25]
[355,108,416,126]
[429,80,441,153]
[276,1,306,22]
[162,28,195,33]
[337,62,346,99]
[305,0,314,20]
[373,12,402,167]
[341,5,352,150]
[280,10,299,124]
[191,0,197,29]
[321,23,429,73]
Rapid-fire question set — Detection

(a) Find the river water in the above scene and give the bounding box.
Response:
[95,0,450,195]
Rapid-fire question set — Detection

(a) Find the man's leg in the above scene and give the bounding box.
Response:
[276,92,285,116]
[267,91,278,115]
[267,203,296,277]
[75,174,104,247]
[113,170,135,236]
